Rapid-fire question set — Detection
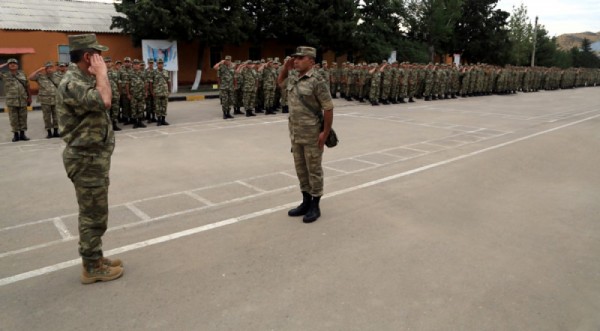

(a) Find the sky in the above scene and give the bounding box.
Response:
[82,0,599,37]
[496,0,600,36]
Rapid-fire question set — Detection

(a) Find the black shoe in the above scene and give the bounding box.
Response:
[46,129,53,139]
[425,96,431,101]
[161,116,170,125]
[255,108,264,113]
[288,192,312,217]
[137,119,147,128]
[53,128,60,137]
[399,98,406,103]
[282,106,289,114]
[409,98,415,103]
[371,101,379,106]
[303,196,321,223]
[233,108,243,115]
[149,114,158,123]
[19,131,30,141]
[12,132,19,142]
[112,121,122,131]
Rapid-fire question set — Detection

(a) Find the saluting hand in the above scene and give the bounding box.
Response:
[88,53,107,77]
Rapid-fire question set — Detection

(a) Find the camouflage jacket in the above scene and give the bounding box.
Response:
[153,69,170,97]
[287,68,333,145]
[0,70,29,107]
[107,68,121,98]
[218,63,234,90]
[129,70,146,97]
[30,73,58,105]
[57,64,114,154]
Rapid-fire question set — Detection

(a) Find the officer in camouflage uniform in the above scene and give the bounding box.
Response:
[262,59,278,115]
[278,46,333,224]
[119,57,133,124]
[0,58,31,142]
[57,34,123,284]
[213,55,235,119]
[233,60,244,114]
[54,62,68,82]
[240,60,258,117]
[380,60,392,104]
[152,58,171,126]
[29,61,60,138]
[129,59,147,128]
[369,63,382,106]
[105,56,121,131]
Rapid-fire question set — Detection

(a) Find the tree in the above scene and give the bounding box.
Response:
[111,0,251,70]
[508,2,533,66]
[572,38,600,68]
[355,0,405,62]
[451,0,511,65]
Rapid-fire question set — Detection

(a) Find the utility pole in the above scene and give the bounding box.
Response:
[531,16,538,67]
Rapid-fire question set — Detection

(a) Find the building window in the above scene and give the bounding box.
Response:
[249,47,261,61]
[58,45,70,64]
[210,47,223,67]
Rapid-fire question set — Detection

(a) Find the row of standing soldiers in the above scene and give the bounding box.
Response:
[323,61,600,106]
[106,56,171,130]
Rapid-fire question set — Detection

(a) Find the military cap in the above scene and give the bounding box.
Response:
[234,60,241,64]
[225,55,232,61]
[382,60,388,64]
[147,58,154,63]
[103,56,112,62]
[7,58,18,64]
[260,59,265,63]
[132,59,141,64]
[44,61,54,67]
[60,62,68,67]
[267,57,273,62]
[115,60,122,65]
[292,46,316,58]
[124,57,132,62]
[68,34,108,52]
[274,57,280,62]
[253,60,260,64]
[157,58,164,63]
[322,60,327,64]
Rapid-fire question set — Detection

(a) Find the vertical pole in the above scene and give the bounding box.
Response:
[531,16,538,67]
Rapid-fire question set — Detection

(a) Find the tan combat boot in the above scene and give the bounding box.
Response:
[101,256,123,267]
[81,259,124,284]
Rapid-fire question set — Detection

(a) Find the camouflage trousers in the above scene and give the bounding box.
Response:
[146,96,155,116]
[291,142,324,197]
[63,147,113,262]
[220,88,233,113]
[381,83,391,100]
[263,85,276,108]
[7,106,28,132]
[130,95,145,119]
[243,89,256,110]
[280,87,288,107]
[41,104,58,130]
[369,82,380,102]
[234,89,243,109]
[330,82,340,96]
[110,97,120,121]
[154,96,168,116]
[121,94,131,118]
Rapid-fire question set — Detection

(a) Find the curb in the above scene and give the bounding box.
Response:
[0,93,220,112]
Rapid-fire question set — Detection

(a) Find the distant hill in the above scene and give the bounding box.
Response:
[556,31,600,51]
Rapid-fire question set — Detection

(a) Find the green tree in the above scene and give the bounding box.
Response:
[355,0,405,62]
[451,0,511,65]
[111,0,251,69]
[572,38,600,68]
[508,3,533,66]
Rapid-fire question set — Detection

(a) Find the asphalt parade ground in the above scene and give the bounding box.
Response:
[1,88,600,330]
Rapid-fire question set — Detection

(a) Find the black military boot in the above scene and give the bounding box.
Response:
[246,109,256,117]
[137,119,147,128]
[288,191,312,217]
[303,196,321,223]
[46,129,53,139]
[233,107,243,115]
[265,107,275,115]
[282,106,289,114]
[161,116,170,126]
[371,100,379,106]
[157,117,163,126]
[399,98,406,103]
[255,107,264,113]
[112,121,122,131]
[12,132,19,142]
[409,97,415,103]
[19,131,30,141]
[222,111,228,120]
[150,113,157,123]
[226,110,234,119]
[53,128,60,137]
[132,119,139,128]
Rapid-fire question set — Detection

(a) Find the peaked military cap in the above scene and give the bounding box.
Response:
[103,56,112,62]
[147,58,154,63]
[7,58,18,64]
[44,61,54,67]
[132,59,141,64]
[124,57,132,62]
[225,55,232,61]
[115,60,122,64]
[157,58,164,63]
[292,46,316,58]
[68,34,108,52]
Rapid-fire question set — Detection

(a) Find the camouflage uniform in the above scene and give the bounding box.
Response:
[105,58,121,130]
[119,58,133,122]
[369,65,382,106]
[217,56,234,118]
[152,61,170,125]
[144,60,156,122]
[31,65,59,132]
[57,62,115,264]
[262,62,278,114]
[241,63,258,115]
[1,62,31,142]
[129,60,147,128]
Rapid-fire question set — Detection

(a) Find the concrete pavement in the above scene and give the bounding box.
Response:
[1,87,600,330]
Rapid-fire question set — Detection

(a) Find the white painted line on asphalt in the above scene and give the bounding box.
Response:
[183,191,215,206]
[236,180,266,193]
[126,203,151,221]
[2,113,597,287]
[52,218,72,240]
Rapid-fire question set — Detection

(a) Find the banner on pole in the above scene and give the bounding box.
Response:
[141,39,178,71]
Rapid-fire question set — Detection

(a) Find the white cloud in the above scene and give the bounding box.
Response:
[496,0,600,35]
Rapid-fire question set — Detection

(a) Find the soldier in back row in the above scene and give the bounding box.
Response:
[28,61,61,138]
[0,58,32,142]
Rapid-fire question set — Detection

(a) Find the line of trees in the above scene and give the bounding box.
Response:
[110,0,600,69]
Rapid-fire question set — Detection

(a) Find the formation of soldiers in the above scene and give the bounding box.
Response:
[105,56,171,131]
[214,56,600,118]
[0,57,172,142]
[325,61,600,105]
